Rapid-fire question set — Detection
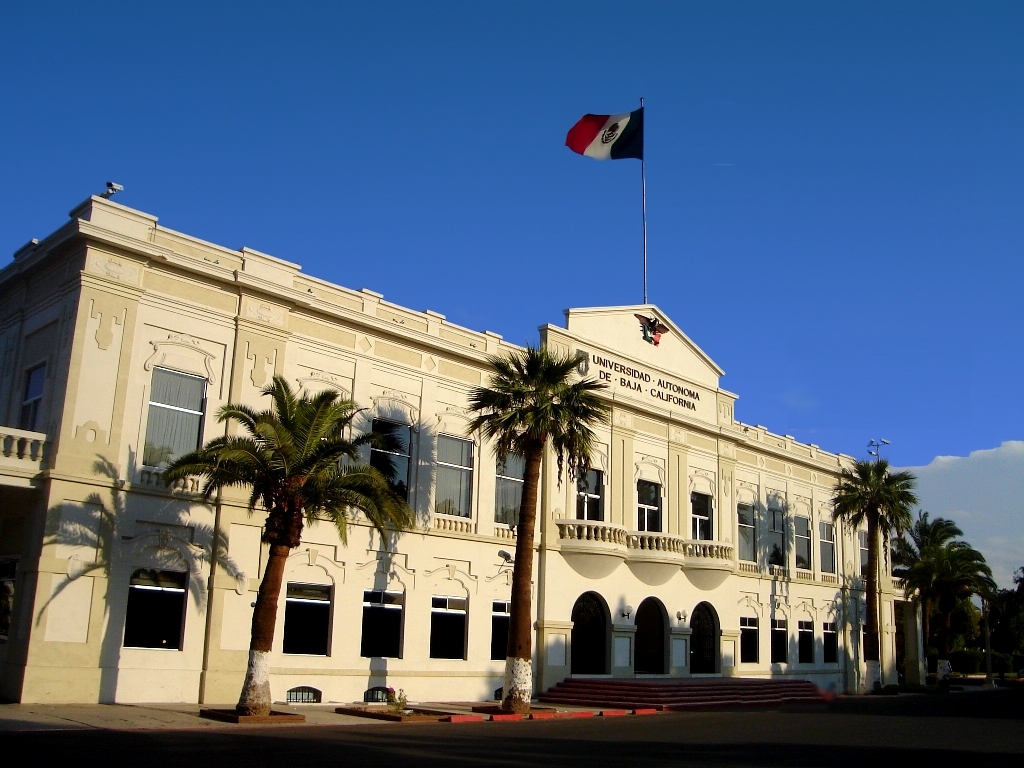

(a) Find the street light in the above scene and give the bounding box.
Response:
[868,438,890,463]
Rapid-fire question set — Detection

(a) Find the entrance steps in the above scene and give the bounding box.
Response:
[538,677,827,711]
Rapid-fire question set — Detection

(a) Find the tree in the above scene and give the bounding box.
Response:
[832,459,917,683]
[893,511,965,657]
[932,541,995,663]
[467,346,608,713]
[164,376,414,715]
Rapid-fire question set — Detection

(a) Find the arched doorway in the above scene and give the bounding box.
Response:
[571,592,610,675]
[634,597,667,674]
[689,602,719,674]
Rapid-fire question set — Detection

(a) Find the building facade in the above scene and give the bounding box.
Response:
[0,197,923,704]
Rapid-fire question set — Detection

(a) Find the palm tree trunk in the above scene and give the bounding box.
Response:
[236,542,290,715]
[501,442,544,713]
[865,511,881,663]
[937,609,954,682]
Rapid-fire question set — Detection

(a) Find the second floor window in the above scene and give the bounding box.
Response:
[495,453,525,525]
[768,506,786,567]
[19,364,46,431]
[435,435,474,518]
[637,480,662,532]
[795,516,812,570]
[820,521,836,574]
[369,419,412,501]
[859,531,870,578]
[576,469,604,521]
[737,503,756,562]
[143,368,206,467]
[691,492,713,540]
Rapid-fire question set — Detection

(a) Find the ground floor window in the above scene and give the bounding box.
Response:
[771,618,787,664]
[0,559,16,642]
[361,590,403,658]
[430,595,468,659]
[491,600,510,660]
[798,620,814,663]
[283,583,331,655]
[286,686,322,703]
[740,616,758,663]
[123,569,187,650]
[823,622,838,663]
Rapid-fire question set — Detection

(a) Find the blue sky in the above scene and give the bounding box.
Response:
[2,3,1022,580]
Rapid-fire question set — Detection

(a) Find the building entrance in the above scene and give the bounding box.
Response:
[571,592,610,675]
[690,602,718,674]
[634,597,667,674]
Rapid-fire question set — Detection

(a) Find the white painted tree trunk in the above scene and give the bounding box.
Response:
[237,649,272,716]
[937,658,952,683]
[502,656,532,713]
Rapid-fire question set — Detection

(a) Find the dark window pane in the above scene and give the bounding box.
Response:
[429,610,466,659]
[123,569,186,650]
[491,614,509,660]
[360,605,402,658]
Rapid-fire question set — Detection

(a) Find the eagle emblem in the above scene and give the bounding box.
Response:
[635,313,669,346]
[600,122,621,144]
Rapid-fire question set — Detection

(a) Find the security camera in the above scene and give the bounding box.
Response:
[100,181,124,199]
[498,550,513,564]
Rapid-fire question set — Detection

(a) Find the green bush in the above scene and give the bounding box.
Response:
[990,651,1012,674]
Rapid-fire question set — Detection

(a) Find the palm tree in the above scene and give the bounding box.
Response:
[467,346,608,713]
[832,459,917,683]
[932,541,995,673]
[893,511,964,655]
[164,376,414,716]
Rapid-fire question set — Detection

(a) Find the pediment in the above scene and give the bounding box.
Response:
[558,304,722,388]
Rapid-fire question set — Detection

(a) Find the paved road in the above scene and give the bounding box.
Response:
[3,689,1022,767]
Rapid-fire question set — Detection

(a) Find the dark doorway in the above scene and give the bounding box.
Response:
[634,597,667,674]
[571,592,609,675]
[690,602,718,674]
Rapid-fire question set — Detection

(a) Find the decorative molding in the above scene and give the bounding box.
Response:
[244,299,286,327]
[143,334,218,383]
[371,390,420,425]
[297,370,350,398]
[93,255,140,284]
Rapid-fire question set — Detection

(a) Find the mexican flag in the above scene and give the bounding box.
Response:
[565,108,644,161]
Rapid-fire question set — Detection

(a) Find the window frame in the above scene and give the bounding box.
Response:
[19,363,46,432]
[282,582,332,656]
[819,521,836,574]
[767,506,786,567]
[429,595,468,660]
[494,453,525,526]
[490,599,511,661]
[142,367,207,468]
[690,491,713,540]
[737,503,756,562]
[859,530,870,578]
[360,589,404,659]
[576,468,604,521]
[636,479,662,532]
[794,515,812,571]
[739,616,759,663]
[798,620,814,664]
[369,418,412,502]
[770,618,788,664]
[122,568,187,651]
[823,621,838,664]
[434,434,475,518]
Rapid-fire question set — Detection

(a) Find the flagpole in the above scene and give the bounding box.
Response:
[640,96,648,305]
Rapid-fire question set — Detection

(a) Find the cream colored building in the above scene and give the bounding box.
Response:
[0,196,923,704]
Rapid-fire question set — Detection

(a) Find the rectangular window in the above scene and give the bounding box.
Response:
[859,530,870,578]
[370,419,412,501]
[123,569,187,650]
[691,492,713,540]
[823,622,838,663]
[283,583,331,656]
[768,507,785,567]
[740,616,758,663]
[435,435,474,518]
[798,620,814,663]
[637,480,662,532]
[0,559,17,643]
[430,595,468,660]
[771,618,788,664]
[819,521,836,573]
[19,364,46,431]
[576,469,604,521]
[737,503,756,562]
[490,600,510,660]
[360,590,403,658]
[495,454,525,526]
[795,516,812,570]
[143,368,206,467]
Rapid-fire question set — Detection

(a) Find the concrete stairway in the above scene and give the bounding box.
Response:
[538,677,828,711]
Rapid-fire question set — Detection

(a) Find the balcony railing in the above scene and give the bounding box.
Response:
[553,520,734,573]
[0,426,48,483]
[554,518,628,551]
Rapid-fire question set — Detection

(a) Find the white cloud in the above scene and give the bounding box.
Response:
[901,441,1024,590]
